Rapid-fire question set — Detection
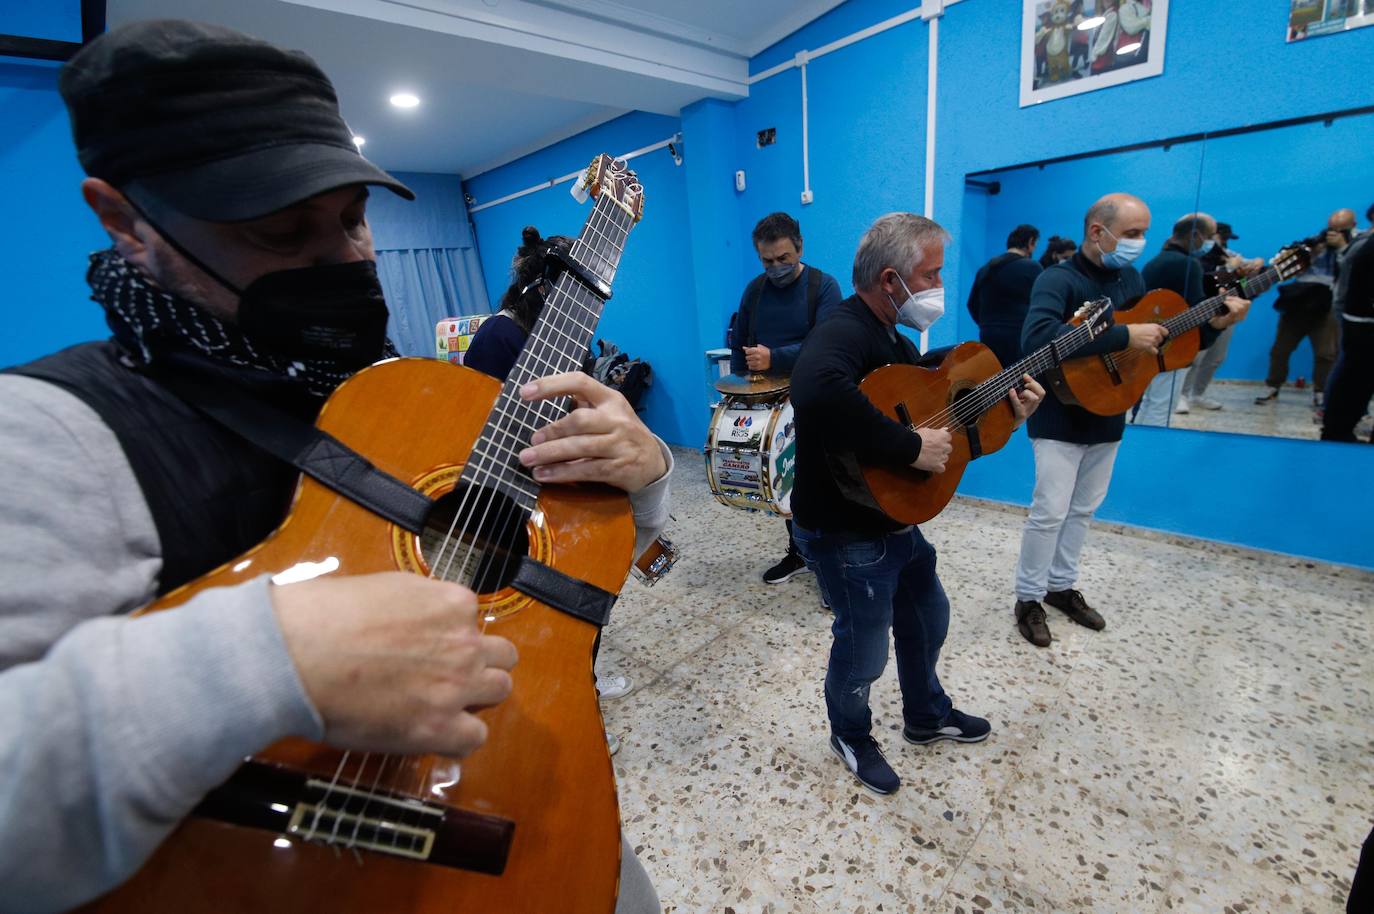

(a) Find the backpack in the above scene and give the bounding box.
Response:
[585,339,653,411]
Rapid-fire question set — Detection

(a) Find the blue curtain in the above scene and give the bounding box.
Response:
[376,246,491,357]
[366,171,493,358]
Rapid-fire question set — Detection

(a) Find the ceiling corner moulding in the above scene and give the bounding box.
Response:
[281,0,749,97]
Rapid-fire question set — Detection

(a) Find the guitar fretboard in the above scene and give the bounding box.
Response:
[462,194,636,508]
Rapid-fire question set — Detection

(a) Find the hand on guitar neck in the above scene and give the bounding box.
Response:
[1208,294,1250,330]
[516,371,668,492]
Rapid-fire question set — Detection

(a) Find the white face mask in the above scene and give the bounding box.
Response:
[888,273,945,331]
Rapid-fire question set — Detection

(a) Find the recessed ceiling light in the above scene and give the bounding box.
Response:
[352,135,366,147]
[390,92,420,109]
[1077,16,1105,30]
[1116,41,1142,54]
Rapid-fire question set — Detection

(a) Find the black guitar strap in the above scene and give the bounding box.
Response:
[155,370,617,627]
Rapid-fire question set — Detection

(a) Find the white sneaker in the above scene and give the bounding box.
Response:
[596,674,634,701]
[606,731,621,756]
[1193,396,1223,410]
[1174,396,1190,414]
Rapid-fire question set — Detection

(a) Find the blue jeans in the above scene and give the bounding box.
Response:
[792,524,953,741]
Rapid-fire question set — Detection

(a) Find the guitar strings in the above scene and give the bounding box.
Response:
[360,180,632,849]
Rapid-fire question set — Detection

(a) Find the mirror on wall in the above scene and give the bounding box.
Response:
[961,107,1374,442]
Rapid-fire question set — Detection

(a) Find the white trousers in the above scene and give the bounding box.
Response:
[1014,438,1121,602]
[1132,369,1179,426]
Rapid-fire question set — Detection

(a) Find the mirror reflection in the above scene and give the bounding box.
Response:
[962,107,1374,442]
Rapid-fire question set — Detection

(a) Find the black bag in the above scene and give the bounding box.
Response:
[586,339,652,411]
[1274,281,1332,316]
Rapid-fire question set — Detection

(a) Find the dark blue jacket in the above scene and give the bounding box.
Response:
[464,313,528,382]
[1023,253,1137,444]
[729,265,842,376]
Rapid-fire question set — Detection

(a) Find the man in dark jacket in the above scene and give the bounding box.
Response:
[967,223,1042,367]
[1011,194,1246,647]
[1133,212,1239,425]
[789,213,1044,795]
[0,21,668,911]
[1322,223,1374,442]
[728,212,843,585]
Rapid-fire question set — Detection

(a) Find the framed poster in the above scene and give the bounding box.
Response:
[1021,0,1169,107]
[1288,0,1374,41]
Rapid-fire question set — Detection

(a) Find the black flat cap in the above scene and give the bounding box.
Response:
[60,19,413,222]
[1216,222,1239,240]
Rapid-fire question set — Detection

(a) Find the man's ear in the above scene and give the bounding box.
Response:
[81,178,148,259]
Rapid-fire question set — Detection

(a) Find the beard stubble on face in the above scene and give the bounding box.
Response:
[132,229,241,324]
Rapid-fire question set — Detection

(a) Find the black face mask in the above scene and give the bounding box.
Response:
[236,260,389,369]
[127,196,391,371]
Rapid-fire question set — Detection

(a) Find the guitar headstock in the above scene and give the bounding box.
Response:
[572,154,645,223]
[1270,243,1313,282]
[1073,297,1114,339]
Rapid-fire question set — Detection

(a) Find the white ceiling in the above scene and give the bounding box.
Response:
[107,0,843,177]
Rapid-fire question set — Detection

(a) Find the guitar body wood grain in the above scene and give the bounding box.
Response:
[1048,288,1197,416]
[857,342,1017,526]
[80,357,634,914]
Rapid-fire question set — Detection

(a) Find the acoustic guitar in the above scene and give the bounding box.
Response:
[81,155,645,914]
[840,299,1114,526]
[1047,244,1312,416]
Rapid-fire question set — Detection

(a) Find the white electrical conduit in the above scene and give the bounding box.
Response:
[468,133,680,212]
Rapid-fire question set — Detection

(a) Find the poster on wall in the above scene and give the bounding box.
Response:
[1288,0,1374,41]
[1020,0,1169,107]
[435,315,486,364]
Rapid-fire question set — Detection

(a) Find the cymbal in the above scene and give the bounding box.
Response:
[714,372,790,397]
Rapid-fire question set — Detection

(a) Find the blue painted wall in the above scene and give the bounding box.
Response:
[0,51,111,369]
[466,0,1374,569]
[936,0,1374,570]
[969,112,1374,385]
[464,113,702,448]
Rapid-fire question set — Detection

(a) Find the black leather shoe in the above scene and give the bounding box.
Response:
[1044,589,1106,631]
[1014,600,1051,647]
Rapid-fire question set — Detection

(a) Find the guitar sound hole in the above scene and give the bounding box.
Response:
[419,484,530,594]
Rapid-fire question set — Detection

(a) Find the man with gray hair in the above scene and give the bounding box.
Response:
[789,213,1045,795]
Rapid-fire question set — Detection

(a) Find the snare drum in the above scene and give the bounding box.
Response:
[704,394,797,517]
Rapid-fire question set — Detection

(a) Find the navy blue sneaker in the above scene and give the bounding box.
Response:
[829,733,900,795]
[902,709,991,745]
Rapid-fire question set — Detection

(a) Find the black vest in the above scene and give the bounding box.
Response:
[8,342,314,596]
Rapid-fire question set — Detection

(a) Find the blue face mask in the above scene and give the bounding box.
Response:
[1100,227,1146,268]
[1197,240,1216,255]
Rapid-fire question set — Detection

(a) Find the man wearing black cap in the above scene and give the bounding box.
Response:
[0,20,666,912]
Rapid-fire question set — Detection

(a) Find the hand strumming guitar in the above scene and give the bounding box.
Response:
[913,427,953,473]
[1127,323,1169,355]
[272,572,518,757]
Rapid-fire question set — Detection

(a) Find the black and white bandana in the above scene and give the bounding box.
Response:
[87,248,397,398]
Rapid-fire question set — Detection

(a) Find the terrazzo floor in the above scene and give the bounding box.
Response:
[599,446,1374,914]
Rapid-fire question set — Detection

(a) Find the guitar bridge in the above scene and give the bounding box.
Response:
[1100,352,1123,385]
[286,778,440,861]
[192,760,515,874]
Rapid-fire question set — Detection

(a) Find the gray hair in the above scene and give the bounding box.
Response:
[852,213,950,291]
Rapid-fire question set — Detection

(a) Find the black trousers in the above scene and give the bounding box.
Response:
[1322,321,1374,443]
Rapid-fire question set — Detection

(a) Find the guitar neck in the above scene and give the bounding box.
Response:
[463,194,637,506]
[931,319,1097,428]
[1162,263,1283,337]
